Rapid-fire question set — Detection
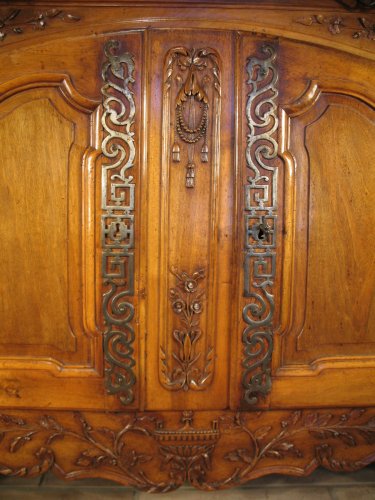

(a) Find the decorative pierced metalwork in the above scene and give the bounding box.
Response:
[165,47,221,188]
[160,268,214,391]
[101,40,136,405]
[242,44,279,405]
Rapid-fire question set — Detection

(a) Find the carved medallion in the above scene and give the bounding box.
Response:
[242,44,279,405]
[164,47,221,188]
[101,40,136,405]
[160,268,214,391]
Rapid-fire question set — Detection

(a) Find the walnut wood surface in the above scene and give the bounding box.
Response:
[0,408,374,491]
[0,0,373,489]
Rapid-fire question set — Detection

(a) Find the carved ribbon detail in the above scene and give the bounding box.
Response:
[160,268,214,391]
[242,44,279,405]
[101,40,136,405]
[165,47,221,188]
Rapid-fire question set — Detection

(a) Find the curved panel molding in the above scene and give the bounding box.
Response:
[0,80,100,375]
[0,73,99,112]
[279,80,375,373]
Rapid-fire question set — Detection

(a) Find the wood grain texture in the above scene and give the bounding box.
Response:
[0,97,73,351]
[0,408,374,491]
[0,0,374,489]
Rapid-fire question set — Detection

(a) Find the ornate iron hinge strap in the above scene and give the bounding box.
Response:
[101,40,136,405]
[242,44,279,405]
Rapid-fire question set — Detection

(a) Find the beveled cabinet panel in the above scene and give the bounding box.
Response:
[0,97,74,352]
[281,90,375,365]
[0,84,96,362]
[270,39,375,408]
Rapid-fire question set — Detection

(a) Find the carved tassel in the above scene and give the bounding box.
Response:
[186,163,195,188]
[172,143,180,162]
[201,143,208,163]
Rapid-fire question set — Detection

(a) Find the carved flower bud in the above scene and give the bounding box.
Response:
[172,299,185,314]
[184,279,197,293]
[191,300,202,314]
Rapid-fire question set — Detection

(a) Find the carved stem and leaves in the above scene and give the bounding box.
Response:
[0,409,374,491]
[0,9,80,42]
[0,413,177,493]
[204,409,375,489]
[295,14,375,39]
[160,268,214,391]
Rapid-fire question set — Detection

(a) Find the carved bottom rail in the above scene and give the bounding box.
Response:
[0,408,374,492]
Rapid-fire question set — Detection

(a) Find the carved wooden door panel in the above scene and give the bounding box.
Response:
[0,26,143,410]
[0,2,374,490]
[267,40,375,409]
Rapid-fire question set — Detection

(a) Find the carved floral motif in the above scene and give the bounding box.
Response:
[0,9,80,42]
[160,268,214,391]
[295,14,375,39]
[0,409,374,491]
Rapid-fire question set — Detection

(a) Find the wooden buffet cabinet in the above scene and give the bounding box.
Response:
[0,0,374,491]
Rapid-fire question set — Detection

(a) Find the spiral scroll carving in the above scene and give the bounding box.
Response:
[242,44,279,405]
[101,40,136,405]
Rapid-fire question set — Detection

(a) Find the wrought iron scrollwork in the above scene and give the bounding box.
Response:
[101,40,136,405]
[242,44,279,405]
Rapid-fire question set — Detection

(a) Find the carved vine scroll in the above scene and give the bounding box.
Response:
[0,409,374,491]
[295,13,375,39]
[0,8,80,42]
[165,47,221,188]
[242,44,279,405]
[160,268,214,391]
[101,40,136,405]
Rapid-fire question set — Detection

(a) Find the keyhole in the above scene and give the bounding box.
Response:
[257,221,270,242]
[114,223,121,239]
[258,226,266,240]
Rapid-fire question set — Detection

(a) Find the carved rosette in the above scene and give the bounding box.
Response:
[0,409,374,491]
[242,44,279,405]
[164,46,221,188]
[160,268,214,391]
[101,40,136,405]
